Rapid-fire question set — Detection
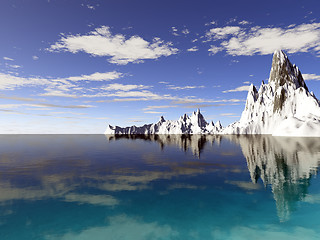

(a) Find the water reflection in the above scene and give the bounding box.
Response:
[234,135,320,221]
[109,134,320,221]
[0,134,319,239]
[107,134,222,158]
[0,135,225,207]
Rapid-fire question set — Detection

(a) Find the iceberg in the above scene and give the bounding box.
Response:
[223,50,320,136]
[105,50,320,136]
[105,109,223,134]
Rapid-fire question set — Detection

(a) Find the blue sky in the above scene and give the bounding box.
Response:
[1,0,320,133]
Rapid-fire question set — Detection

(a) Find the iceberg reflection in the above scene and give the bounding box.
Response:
[109,134,320,221]
[0,134,319,239]
[107,134,222,158]
[233,135,320,221]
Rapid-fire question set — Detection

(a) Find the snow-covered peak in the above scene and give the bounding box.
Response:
[105,50,320,136]
[158,116,166,123]
[190,108,207,129]
[105,109,222,134]
[273,49,287,64]
[269,49,308,91]
[215,121,222,130]
[225,49,320,136]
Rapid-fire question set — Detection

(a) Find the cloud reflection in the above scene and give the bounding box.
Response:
[47,215,178,240]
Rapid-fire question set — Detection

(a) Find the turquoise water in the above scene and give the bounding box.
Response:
[0,135,320,240]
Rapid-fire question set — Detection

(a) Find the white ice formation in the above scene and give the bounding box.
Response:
[105,109,223,134]
[223,50,320,136]
[105,50,320,136]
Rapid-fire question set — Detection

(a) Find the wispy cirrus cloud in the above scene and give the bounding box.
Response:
[238,20,250,25]
[222,85,251,93]
[100,83,151,91]
[0,94,40,102]
[167,85,205,90]
[49,26,178,65]
[208,45,223,55]
[3,57,14,61]
[65,71,122,81]
[0,103,95,109]
[0,71,123,97]
[144,111,165,114]
[302,73,320,81]
[187,46,199,52]
[206,23,320,56]
[171,98,243,104]
[206,26,241,40]
[143,105,178,111]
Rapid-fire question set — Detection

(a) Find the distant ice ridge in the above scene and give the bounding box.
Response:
[105,109,223,134]
[105,50,320,136]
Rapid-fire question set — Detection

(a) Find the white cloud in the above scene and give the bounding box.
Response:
[182,28,190,35]
[86,4,95,10]
[206,26,241,39]
[0,71,122,92]
[0,94,39,102]
[101,83,150,91]
[238,20,250,25]
[50,111,86,115]
[32,56,39,60]
[187,46,199,52]
[243,81,250,84]
[220,113,236,116]
[144,111,165,114]
[9,64,21,69]
[0,71,243,108]
[171,27,178,32]
[0,73,49,90]
[143,105,178,111]
[171,27,179,36]
[208,45,223,55]
[182,104,218,109]
[81,3,97,10]
[205,20,217,26]
[3,57,14,61]
[302,73,320,81]
[0,103,94,109]
[222,85,250,93]
[171,98,243,104]
[206,23,320,56]
[49,26,178,65]
[167,85,205,90]
[65,71,122,81]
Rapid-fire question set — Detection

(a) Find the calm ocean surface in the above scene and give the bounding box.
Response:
[0,134,319,240]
